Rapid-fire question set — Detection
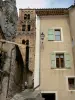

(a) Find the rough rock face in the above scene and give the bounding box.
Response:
[0,0,18,41]
[0,42,24,100]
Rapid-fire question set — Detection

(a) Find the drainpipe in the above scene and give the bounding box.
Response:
[34,15,41,89]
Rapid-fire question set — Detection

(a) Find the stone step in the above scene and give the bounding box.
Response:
[10,89,44,100]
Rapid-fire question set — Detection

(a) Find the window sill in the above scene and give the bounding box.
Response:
[51,68,70,70]
[48,40,63,42]
[54,40,63,42]
[68,90,75,92]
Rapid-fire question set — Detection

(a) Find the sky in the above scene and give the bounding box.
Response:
[16,0,74,12]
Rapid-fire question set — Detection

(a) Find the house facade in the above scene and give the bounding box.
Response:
[34,6,75,100]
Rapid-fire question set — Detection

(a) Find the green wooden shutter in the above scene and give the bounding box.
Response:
[64,53,71,69]
[48,29,54,40]
[51,53,56,68]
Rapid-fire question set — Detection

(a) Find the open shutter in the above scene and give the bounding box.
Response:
[51,53,56,68]
[64,53,71,69]
[48,29,54,40]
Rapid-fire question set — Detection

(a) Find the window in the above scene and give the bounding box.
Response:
[28,14,30,19]
[51,52,71,69]
[24,14,30,20]
[22,25,26,31]
[26,40,29,45]
[56,54,64,68]
[28,25,30,31]
[24,14,27,20]
[22,40,25,44]
[55,29,61,41]
[48,29,61,41]
[68,77,75,90]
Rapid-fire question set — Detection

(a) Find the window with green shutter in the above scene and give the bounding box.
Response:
[48,29,54,41]
[48,29,61,41]
[50,52,71,69]
[51,53,56,68]
[64,53,71,69]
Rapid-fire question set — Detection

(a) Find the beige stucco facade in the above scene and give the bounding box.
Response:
[38,15,75,100]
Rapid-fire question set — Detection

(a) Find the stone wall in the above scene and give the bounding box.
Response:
[0,41,26,100]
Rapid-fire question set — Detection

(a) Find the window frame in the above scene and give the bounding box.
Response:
[54,29,61,41]
[24,14,27,20]
[27,25,31,31]
[51,51,71,70]
[48,27,63,42]
[22,25,26,31]
[56,53,65,69]
[24,14,30,20]
[28,14,30,19]
[66,76,75,92]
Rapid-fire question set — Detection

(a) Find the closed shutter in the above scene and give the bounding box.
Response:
[48,29,54,40]
[64,53,71,69]
[51,53,56,68]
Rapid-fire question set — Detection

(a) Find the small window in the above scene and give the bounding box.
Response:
[56,53,64,68]
[28,25,30,31]
[48,29,61,41]
[26,40,29,45]
[55,29,61,41]
[24,14,30,20]
[24,14,27,20]
[28,14,30,19]
[22,25,26,31]
[68,77,75,90]
[22,40,25,44]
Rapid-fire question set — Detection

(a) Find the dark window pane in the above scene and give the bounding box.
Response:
[28,14,30,19]
[56,53,64,68]
[22,25,25,31]
[22,40,25,44]
[28,25,30,31]
[56,58,60,68]
[61,58,64,68]
[24,14,27,19]
[68,78,75,90]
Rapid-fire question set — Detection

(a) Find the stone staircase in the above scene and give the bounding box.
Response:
[10,89,44,100]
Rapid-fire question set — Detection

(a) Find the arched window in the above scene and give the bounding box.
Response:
[22,40,25,44]
[26,40,29,45]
